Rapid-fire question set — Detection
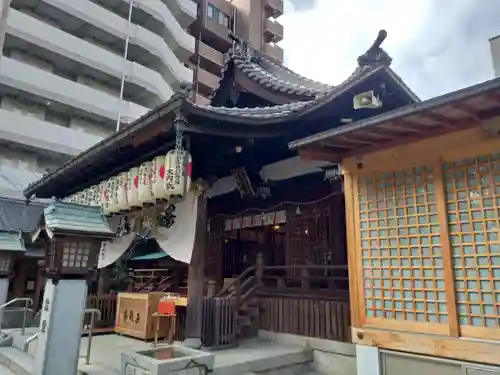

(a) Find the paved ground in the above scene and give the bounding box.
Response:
[78,334,310,375]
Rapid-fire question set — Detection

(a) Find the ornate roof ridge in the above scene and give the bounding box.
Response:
[209,30,393,104]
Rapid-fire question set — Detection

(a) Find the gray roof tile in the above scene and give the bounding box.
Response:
[0,198,45,232]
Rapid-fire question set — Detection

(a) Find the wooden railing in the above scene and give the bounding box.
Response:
[85,293,117,329]
[260,296,350,342]
[213,253,351,343]
[201,297,237,348]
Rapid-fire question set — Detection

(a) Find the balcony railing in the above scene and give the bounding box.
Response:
[264,18,284,43]
[263,43,284,62]
[265,0,284,18]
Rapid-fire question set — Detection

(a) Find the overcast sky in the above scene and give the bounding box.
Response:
[280,0,500,99]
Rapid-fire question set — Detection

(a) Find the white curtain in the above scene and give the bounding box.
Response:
[152,192,198,264]
[97,217,136,268]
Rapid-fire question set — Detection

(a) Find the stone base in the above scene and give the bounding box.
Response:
[0,333,12,347]
[182,338,202,349]
[121,344,214,375]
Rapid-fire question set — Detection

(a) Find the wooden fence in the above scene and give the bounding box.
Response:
[259,296,351,342]
[85,293,117,329]
[201,297,237,348]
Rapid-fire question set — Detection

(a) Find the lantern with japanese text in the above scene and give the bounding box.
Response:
[127,167,141,209]
[75,191,86,205]
[138,161,154,206]
[88,185,101,207]
[116,172,129,211]
[164,150,192,199]
[152,155,168,201]
[107,176,120,214]
[100,180,112,215]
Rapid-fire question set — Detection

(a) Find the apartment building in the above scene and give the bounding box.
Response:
[189,0,284,104]
[0,0,197,200]
[491,34,500,77]
[0,0,284,202]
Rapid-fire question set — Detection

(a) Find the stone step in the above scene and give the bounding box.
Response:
[213,347,313,375]
[0,363,15,375]
[0,347,34,375]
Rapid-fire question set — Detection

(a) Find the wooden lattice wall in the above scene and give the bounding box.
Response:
[343,127,500,365]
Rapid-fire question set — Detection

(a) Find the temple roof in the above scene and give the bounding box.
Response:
[34,202,114,239]
[23,31,420,200]
[0,198,45,231]
[210,30,419,106]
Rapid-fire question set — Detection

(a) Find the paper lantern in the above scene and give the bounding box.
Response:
[152,155,169,201]
[164,150,192,198]
[138,162,154,205]
[107,176,120,214]
[116,172,129,211]
[75,191,86,205]
[127,167,141,209]
[100,180,112,215]
[88,185,101,207]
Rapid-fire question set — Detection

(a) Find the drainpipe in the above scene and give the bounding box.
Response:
[116,0,135,132]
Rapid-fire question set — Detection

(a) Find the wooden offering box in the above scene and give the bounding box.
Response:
[115,292,184,340]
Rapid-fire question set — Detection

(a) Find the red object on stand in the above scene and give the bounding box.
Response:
[158,299,176,315]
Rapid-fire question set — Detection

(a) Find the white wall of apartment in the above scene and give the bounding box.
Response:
[491,35,500,78]
[0,0,197,198]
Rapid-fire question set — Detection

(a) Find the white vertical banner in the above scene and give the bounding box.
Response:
[97,216,136,269]
[152,192,198,264]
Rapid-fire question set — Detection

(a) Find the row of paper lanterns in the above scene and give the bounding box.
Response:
[63,150,192,215]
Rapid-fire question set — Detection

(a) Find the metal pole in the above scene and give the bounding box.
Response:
[116,0,135,132]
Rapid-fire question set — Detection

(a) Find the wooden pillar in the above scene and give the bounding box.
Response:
[97,266,112,296]
[183,191,207,348]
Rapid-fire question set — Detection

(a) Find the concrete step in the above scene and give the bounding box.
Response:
[0,363,15,375]
[0,347,34,375]
[7,328,39,357]
[213,345,312,375]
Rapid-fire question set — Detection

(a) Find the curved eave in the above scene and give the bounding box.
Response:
[23,93,186,200]
[197,66,388,126]
[289,76,500,159]
[23,65,410,200]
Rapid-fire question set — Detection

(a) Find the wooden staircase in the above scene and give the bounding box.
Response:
[208,254,265,344]
[130,268,187,293]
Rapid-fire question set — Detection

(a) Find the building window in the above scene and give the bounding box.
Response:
[62,241,91,268]
[207,3,231,29]
[219,12,230,28]
[207,4,216,19]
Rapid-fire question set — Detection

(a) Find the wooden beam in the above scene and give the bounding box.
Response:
[352,327,500,366]
[488,91,500,104]
[344,120,476,158]
[183,191,208,347]
[451,103,481,122]
[298,147,341,162]
[378,121,425,134]
[421,112,455,128]
[433,160,459,337]
[339,136,376,146]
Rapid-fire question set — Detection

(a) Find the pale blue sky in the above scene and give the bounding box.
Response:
[280,0,500,99]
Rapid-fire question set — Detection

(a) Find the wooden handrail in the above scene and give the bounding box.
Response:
[215,266,256,297]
